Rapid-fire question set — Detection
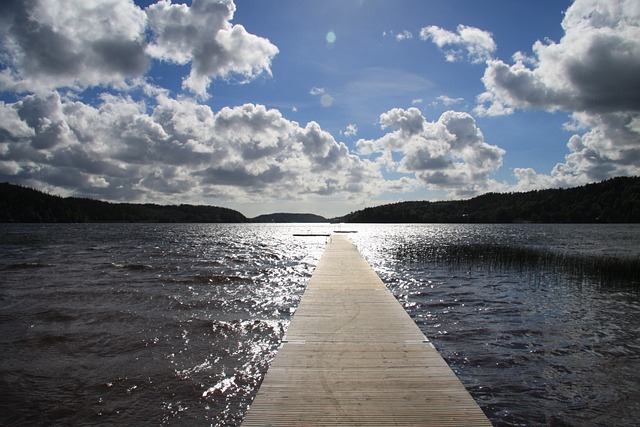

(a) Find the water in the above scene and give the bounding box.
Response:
[349,224,640,427]
[1,223,639,426]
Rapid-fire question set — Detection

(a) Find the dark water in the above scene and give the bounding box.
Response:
[0,224,325,426]
[349,224,640,427]
[1,223,639,426]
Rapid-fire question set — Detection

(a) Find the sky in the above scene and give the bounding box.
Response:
[1,0,639,217]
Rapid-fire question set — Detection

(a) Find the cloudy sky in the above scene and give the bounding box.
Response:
[1,0,638,217]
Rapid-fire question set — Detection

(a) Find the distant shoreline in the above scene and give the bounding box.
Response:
[2,176,639,224]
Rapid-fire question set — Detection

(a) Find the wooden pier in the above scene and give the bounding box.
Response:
[242,235,492,426]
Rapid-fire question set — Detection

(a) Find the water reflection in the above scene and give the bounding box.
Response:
[349,224,640,426]
[0,223,328,426]
[1,223,639,426]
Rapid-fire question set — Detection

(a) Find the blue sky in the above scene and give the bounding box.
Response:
[1,0,638,217]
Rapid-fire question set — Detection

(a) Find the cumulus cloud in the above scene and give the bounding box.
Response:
[0,92,384,203]
[475,0,640,188]
[0,0,149,93]
[0,1,390,209]
[146,0,278,97]
[477,0,640,115]
[0,0,408,208]
[0,0,278,98]
[420,24,496,64]
[357,107,505,196]
[512,111,640,190]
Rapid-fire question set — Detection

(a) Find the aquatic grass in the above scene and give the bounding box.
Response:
[394,243,640,288]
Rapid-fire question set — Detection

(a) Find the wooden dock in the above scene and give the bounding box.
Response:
[242,235,492,426]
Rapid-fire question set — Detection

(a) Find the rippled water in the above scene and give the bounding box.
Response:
[1,223,639,426]
[350,224,640,427]
[0,224,327,426]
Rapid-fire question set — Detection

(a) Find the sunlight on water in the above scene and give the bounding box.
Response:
[1,223,638,426]
[0,223,330,426]
[349,224,640,426]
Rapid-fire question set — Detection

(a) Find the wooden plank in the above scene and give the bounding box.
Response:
[242,235,492,427]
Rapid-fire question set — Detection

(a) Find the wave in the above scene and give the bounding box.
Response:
[110,263,155,271]
[2,262,51,270]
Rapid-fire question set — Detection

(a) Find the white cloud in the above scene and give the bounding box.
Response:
[383,30,413,41]
[341,124,358,137]
[146,0,278,98]
[395,30,413,41]
[309,87,326,95]
[0,92,385,203]
[477,0,640,115]
[475,0,640,188]
[1,90,502,205]
[0,0,148,93]
[511,111,640,190]
[0,0,278,98]
[420,24,496,64]
[435,95,465,107]
[357,107,505,196]
[0,100,34,140]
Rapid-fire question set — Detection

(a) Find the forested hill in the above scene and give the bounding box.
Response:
[3,177,639,224]
[336,177,640,223]
[0,183,246,223]
[250,213,328,223]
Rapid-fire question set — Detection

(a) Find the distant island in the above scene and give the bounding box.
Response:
[1,176,639,223]
[250,213,328,223]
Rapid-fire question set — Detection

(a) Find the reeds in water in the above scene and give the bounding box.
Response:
[394,243,640,288]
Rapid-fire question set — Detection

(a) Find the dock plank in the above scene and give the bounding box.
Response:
[242,235,492,426]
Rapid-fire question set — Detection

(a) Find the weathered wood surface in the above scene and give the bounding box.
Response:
[242,235,492,427]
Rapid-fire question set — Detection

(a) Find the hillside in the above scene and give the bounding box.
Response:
[0,183,246,223]
[3,177,639,224]
[250,213,328,223]
[335,177,640,223]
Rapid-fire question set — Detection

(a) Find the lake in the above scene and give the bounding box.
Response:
[1,223,638,426]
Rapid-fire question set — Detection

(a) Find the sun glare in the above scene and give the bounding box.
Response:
[326,31,337,44]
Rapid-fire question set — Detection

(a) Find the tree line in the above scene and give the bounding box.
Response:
[336,176,640,223]
[0,183,246,223]
[2,177,639,223]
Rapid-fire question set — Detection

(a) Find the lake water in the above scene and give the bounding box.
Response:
[1,223,639,426]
